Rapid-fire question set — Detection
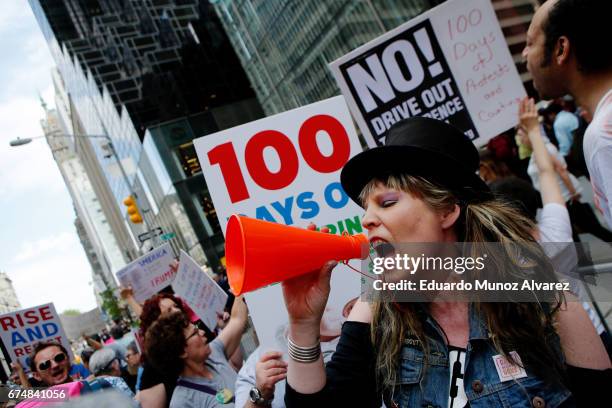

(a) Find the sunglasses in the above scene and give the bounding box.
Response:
[38,352,66,371]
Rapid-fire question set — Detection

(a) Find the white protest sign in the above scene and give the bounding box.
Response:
[60,308,106,341]
[330,0,525,148]
[0,303,73,371]
[115,243,176,303]
[194,95,363,349]
[172,250,228,330]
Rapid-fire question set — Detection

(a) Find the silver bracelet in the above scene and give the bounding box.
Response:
[287,336,321,363]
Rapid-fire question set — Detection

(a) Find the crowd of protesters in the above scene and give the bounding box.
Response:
[2,0,612,407]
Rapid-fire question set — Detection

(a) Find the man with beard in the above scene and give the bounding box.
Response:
[522,0,612,226]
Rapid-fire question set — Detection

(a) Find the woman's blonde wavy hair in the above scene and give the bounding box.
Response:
[360,174,565,392]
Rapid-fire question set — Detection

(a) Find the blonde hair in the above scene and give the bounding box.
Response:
[361,175,564,391]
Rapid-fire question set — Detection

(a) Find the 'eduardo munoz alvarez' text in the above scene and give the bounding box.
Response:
[373,279,570,291]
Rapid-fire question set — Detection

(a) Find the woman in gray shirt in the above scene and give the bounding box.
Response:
[145,297,248,407]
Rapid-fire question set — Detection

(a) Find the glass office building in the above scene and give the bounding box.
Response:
[29,0,264,264]
[213,0,537,116]
[212,0,445,114]
[138,99,262,269]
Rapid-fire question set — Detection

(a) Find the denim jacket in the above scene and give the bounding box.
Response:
[390,305,573,408]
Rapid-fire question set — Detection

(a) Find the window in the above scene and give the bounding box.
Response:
[196,191,222,236]
[175,142,202,177]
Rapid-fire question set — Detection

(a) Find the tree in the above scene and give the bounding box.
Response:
[62,309,81,316]
[100,289,123,321]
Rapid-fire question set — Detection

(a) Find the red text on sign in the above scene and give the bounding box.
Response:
[0,306,54,331]
[208,115,351,204]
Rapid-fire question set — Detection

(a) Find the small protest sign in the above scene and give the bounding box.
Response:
[115,243,176,303]
[60,308,106,341]
[330,0,525,147]
[0,303,73,371]
[172,250,228,331]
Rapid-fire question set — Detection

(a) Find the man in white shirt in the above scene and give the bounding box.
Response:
[523,0,612,227]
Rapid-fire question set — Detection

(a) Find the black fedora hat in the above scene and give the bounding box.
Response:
[341,117,492,207]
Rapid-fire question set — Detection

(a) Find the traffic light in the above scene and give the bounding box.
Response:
[123,196,143,224]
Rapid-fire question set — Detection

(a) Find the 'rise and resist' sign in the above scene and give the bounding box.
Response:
[0,303,72,371]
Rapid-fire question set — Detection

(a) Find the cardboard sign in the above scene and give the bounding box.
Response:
[330,0,526,147]
[172,250,228,330]
[194,96,363,348]
[0,303,73,371]
[115,243,176,303]
[60,308,106,341]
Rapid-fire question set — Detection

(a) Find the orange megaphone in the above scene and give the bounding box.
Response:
[225,214,368,295]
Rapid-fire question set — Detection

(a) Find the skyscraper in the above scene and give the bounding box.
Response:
[212,0,445,114]
[40,101,124,298]
[213,0,538,116]
[31,0,257,136]
[0,272,21,315]
[74,217,111,307]
[29,0,264,269]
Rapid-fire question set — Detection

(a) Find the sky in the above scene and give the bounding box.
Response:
[0,2,98,313]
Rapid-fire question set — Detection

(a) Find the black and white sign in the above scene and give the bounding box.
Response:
[330,0,526,148]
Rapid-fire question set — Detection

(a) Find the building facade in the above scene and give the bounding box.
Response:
[74,217,111,307]
[51,67,141,262]
[0,272,21,315]
[213,0,538,116]
[29,0,264,269]
[0,272,21,381]
[40,103,124,302]
[31,0,256,138]
[137,101,262,268]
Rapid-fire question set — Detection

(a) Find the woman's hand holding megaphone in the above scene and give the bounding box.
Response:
[282,224,338,346]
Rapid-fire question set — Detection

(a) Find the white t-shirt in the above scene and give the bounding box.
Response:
[527,141,582,202]
[170,339,237,408]
[537,203,604,334]
[583,88,612,228]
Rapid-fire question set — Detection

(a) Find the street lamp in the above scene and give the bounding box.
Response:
[9,138,33,147]
[8,133,157,249]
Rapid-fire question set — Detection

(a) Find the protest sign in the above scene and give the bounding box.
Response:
[0,303,73,371]
[330,0,525,147]
[115,243,176,303]
[194,95,363,349]
[60,308,106,341]
[172,250,228,330]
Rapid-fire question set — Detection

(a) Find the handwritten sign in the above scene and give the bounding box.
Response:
[60,308,106,341]
[330,0,525,147]
[0,303,73,371]
[115,243,176,303]
[172,250,228,330]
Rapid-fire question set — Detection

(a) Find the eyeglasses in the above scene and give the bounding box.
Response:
[185,325,200,341]
[38,352,66,371]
